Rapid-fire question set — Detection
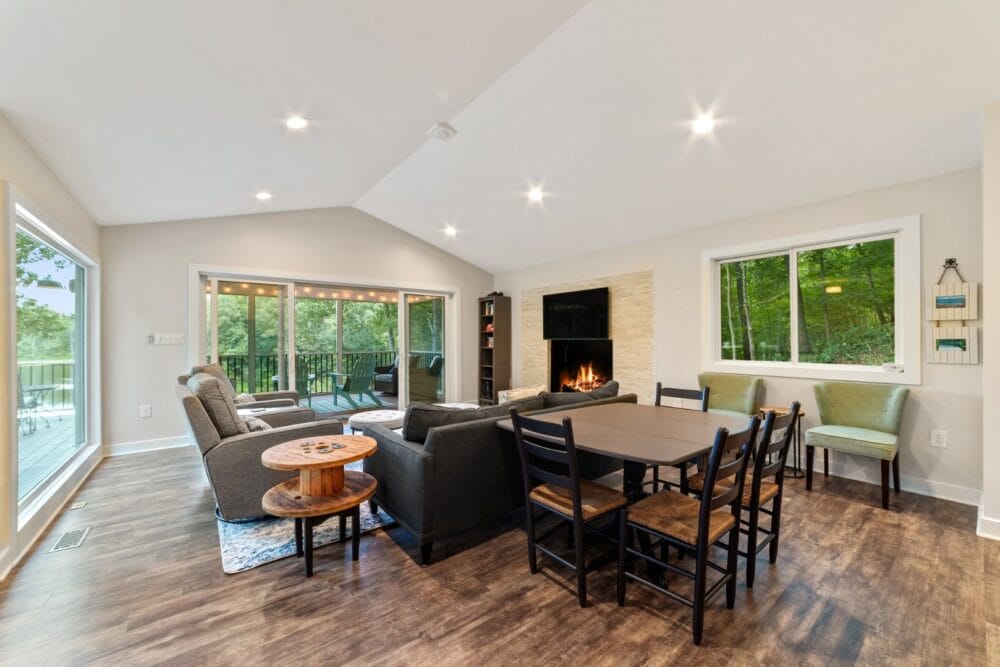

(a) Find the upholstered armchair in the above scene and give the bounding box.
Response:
[176,372,341,521]
[805,381,909,509]
[697,373,763,416]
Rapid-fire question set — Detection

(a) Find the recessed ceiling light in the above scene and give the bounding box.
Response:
[443,224,457,237]
[286,115,309,130]
[527,187,545,202]
[691,114,716,135]
[255,191,272,201]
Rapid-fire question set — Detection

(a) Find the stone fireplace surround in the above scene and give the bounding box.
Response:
[520,271,654,404]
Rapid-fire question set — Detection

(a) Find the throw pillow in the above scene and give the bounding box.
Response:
[541,391,595,408]
[192,363,239,401]
[234,393,257,404]
[187,373,248,438]
[588,380,620,400]
[403,403,488,443]
[241,416,272,432]
[497,383,546,404]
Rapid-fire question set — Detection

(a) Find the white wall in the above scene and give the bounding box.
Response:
[496,169,983,505]
[980,105,1000,539]
[0,112,102,577]
[100,207,493,449]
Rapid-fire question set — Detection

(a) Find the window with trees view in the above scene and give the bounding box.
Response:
[718,237,896,367]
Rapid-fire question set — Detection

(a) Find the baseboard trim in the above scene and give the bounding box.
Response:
[106,435,190,457]
[977,507,1000,541]
[804,457,981,507]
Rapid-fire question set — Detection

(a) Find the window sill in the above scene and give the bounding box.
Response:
[704,359,920,386]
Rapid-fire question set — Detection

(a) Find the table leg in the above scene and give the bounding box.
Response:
[622,460,648,504]
[351,505,361,561]
[294,518,303,557]
[304,517,314,577]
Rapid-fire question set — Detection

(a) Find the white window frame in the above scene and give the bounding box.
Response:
[701,215,921,385]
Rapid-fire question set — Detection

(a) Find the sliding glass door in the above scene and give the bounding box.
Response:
[405,294,446,404]
[14,223,87,501]
[210,281,290,394]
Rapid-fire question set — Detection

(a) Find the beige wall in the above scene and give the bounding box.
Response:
[981,105,1000,538]
[497,169,983,504]
[0,112,101,576]
[100,207,493,448]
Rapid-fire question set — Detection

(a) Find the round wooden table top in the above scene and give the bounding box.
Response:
[260,434,377,471]
[262,470,377,518]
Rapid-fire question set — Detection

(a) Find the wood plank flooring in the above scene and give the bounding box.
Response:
[0,447,997,665]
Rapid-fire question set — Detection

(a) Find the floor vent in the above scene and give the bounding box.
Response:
[49,527,91,553]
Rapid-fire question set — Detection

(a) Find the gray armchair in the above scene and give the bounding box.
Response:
[176,378,343,521]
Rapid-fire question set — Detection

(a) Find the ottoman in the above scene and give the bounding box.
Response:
[347,409,405,433]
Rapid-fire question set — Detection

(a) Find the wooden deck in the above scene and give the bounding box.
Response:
[306,392,400,416]
[17,412,78,500]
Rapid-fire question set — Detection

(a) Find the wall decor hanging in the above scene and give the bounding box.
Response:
[926,258,979,363]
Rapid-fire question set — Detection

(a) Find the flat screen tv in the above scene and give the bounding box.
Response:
[543,287,609,339]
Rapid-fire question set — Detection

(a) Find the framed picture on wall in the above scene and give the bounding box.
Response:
[926,326,978,364]
[928,282,977,320]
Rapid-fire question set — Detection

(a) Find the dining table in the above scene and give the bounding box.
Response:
[497,401,754,501]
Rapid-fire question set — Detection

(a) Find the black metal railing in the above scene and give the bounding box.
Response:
[17,361,75,409]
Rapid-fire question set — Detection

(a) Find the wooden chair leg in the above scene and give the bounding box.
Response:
[892,453,901,494]
[351,505,361,561]
[726,524,740,606]
[573,518,587,608]
[339,514,347,542]
[769,494,783,564]
[294,518,304,557]
[617,510,627,606]
[525,506,538,574]
[823,449,829,477]
[806,446,814,491]
[881,459,890,509]
[745,503,759,589]
[692,542,708,646]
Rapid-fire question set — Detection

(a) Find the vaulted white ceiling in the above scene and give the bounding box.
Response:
[0,0,586,224]
[358,0,1000,272]
[3,1,1000,273]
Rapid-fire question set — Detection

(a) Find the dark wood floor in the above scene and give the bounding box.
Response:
[1,447,997,665]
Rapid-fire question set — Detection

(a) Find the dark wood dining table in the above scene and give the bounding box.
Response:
[497,402,753,501]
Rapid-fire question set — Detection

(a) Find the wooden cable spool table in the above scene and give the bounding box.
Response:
[261,434,378,577]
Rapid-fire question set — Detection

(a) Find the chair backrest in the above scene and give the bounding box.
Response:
[697,416,760,540]
[751,402,801,489]
[16,375,29,410]
[347,353,377,391]
[813,382,909,434]
[697,373,762,415]
[510,408,584,518]
[654,382,709,411]
[174,384,223,454]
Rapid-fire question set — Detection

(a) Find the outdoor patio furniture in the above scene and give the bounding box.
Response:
[409,355,444,402]
[17,376,41,435]
[330,353,382,409]
[374,357,399,395]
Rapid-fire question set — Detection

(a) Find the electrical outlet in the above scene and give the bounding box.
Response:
[930,429,947,448]
[139,403,152,419]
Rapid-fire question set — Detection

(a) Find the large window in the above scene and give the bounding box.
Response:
[704,217,919,384]
[14,219,89,501]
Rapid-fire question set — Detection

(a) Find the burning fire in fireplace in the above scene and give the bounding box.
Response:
[559,362,607,392]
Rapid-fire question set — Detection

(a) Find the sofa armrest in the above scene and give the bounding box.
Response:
[253,390,299,403]
[245,398,297,409]
[248,407,317,428]
[363,424,432,542]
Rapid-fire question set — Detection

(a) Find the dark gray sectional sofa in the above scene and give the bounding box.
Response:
[363,387,636,564]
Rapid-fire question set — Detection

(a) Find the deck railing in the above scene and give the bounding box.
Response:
[17,361,75,410]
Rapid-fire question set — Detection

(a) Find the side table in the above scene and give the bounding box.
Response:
[261,434,378,576]
[758,405,805,479]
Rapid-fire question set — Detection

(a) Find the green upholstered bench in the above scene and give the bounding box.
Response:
[697,373,763,417]
[805,381,909,509]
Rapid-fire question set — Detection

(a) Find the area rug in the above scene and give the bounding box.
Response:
[216,462,394,574]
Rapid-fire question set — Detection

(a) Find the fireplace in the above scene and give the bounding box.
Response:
[550,339,613,393]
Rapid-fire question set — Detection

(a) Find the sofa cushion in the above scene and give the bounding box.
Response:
[188,373,248,438]
[805,424,899,460]
[404,397,546,443]
[588,380,619,400]
[234,393,257,404]
[542,391,595,408]
[192,363,238,401]
[241,416,272,432]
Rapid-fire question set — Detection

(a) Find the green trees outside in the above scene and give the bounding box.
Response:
[720,239,895,365]
[15,232,74,360]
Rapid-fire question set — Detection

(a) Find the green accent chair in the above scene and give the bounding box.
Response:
[697,373,763,417]
[805,381,909,509]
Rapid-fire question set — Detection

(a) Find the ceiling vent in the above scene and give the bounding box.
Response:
[427,121,457,141]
